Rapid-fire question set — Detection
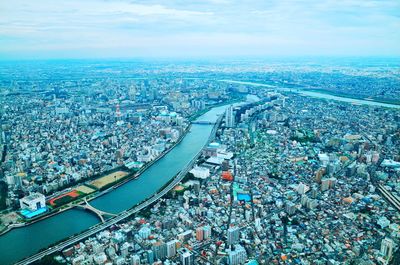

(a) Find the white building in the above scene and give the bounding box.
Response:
[227,244,247,265]
[179,248,194,265]
[166,239,178,258]
[225,105,235,128]
[190,166,210,179]
[380,237,394,262]
[19,192,46,211]
[138,225,151,239]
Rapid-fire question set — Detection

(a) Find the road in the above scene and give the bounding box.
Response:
[377,184,400,212]
[15,115,223,265]
[15,149,200,265]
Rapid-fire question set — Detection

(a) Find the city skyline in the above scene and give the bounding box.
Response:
[1,0,400,60]
[0,1,399,264]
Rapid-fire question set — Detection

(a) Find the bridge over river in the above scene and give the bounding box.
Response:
[75,198,117,223]
[0,105,228,265]
[14,114,222,265]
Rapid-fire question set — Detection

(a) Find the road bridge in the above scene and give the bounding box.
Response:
[14,115,223,265]
[192,120,216,125]
[75,198,117,223]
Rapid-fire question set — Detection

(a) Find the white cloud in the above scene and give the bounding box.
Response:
[0,0,399,58]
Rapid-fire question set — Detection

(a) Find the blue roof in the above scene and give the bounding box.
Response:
[20,207,48,219]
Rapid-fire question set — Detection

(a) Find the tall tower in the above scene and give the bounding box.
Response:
[225,105,235,128]
[116,103,123,126]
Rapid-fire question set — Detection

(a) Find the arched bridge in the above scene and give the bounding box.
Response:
[75,198,117,223]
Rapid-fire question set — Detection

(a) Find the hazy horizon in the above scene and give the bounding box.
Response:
[1,0,400,60]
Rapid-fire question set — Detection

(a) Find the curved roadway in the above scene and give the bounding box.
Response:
[15,116,222,265]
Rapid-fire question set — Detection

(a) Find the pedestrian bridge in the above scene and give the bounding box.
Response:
[75,198,117,223]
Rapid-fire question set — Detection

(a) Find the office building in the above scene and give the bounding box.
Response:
[203,225,212,240]
[196,226,204,241]
[225,105,235,128]
[286,201,296,215]
[139,225,151,239]
[227,226,240,245]
[227,244,247,265]
[152,241,167,261]
[179,248,194,265]
[147,250,154,264]
[166,239,178,258]
[380,238,394,261]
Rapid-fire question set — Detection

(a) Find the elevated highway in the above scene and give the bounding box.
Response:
[377,184,400,212]
[14,115,223,265]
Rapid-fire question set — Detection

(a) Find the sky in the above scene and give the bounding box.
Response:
[0,0,399,60]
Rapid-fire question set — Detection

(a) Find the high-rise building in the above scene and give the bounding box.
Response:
[255,218,261,230]
[152,241,167,261]
[139,225,151,239]
[227,226,240,246]
[129,85,136,101]
[166,239,178,258]
[203,225,212,240]
[179,248,194,265]
[196,226,204,241]
[147,250,154,264]
[227,244,247,265]
[380,237,394,261]
[225,105,235,128]
[297,183,307,194]
[315,167,325,183]
[286,201,296,215]
[321,177,337,191]
[321,178,330,191]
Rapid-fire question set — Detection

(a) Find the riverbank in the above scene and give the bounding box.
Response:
[189,97,243,122]
[303,88,400,106]
[0,123,192,236]
[7,106,228,265]
[219,80,400,109]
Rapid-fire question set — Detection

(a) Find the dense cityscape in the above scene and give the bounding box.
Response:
[0,59,399,265]
[2,1,400,265]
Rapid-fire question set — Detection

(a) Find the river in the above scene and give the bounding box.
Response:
[220,80,400,109]
[1,81,398,264]
[0,105,228,265]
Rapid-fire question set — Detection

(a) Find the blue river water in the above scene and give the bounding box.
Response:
[0,82,397,264]
[0,105,228,265]
[220,80,400,109]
